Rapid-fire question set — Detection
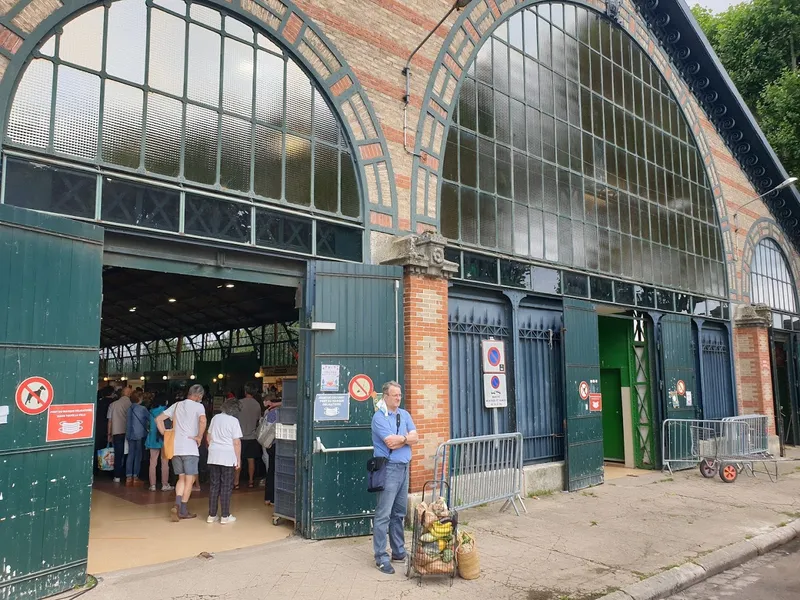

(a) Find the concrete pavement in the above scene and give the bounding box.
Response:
[77,465,800,600]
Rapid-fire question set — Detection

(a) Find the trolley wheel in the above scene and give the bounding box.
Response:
[719,463,738,483]
[699,459,719,478]
[272,516,282,526]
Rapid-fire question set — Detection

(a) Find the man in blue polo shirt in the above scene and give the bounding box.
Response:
[371,380,418,574]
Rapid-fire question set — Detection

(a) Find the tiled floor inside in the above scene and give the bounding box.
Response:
[88,477,292,574]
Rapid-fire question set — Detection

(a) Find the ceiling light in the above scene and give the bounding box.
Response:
[212,378,217,383]
[189,374,196,380]
[129,307,136,312]
[217,373,225,379]
[140,376,146,381]
[168,298,177,303]
[225,283,235,288]
[162,375,168,380]
[255,371,264,378]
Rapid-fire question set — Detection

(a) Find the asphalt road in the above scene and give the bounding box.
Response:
[669,537,800,600]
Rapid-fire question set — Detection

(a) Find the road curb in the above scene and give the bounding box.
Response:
[597,519,800,600]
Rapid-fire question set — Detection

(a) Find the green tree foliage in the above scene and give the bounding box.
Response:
[691,1,800,176]
[758,69,800,178]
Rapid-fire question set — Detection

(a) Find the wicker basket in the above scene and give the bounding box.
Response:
[457,538,480,580]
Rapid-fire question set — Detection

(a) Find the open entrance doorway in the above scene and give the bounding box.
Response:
[773,333,799,448]
[597,310,655,470]
[90,255,301,573]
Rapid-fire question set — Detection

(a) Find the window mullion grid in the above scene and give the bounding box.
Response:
[280,55,287,204]
[141,4,152,171]
[96,4,109,165]
[216,27,224,189]
[180,8,190,181]
[47,32,61,153]
[310,87,316,212]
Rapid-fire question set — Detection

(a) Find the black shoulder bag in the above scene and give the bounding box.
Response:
[367,413,401,493]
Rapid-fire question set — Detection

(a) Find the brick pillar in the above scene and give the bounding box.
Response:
[383,232,457,493]
[733,304,776,436]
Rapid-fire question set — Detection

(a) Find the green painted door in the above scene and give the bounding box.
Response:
[601,369,624,461]
[660,315,697,469]
[563,298,603,491]
[0,204,103,600]
[660,315,697,420]
[300,262,403,539]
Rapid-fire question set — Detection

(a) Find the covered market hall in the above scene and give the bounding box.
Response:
[1,0,800,598]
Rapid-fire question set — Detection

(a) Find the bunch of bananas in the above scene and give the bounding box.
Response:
[429,521,453,539]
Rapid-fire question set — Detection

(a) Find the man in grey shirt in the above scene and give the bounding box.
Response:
[107,385,132,483]
[235,384,263,489]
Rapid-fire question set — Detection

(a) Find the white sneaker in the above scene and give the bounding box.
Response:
[149,485,156,492]
[161,484,174,492]
[207,515,220,524]
[220,515,237,524]
[113,478,121,483]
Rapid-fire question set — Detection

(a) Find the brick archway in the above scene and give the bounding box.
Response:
[740,218,800,304]
[409,0,736,296]
[0,0,398,234]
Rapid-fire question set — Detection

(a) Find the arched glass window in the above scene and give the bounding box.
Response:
[750,239,798,328]
[441,2,725,298]
[2,0,362,260]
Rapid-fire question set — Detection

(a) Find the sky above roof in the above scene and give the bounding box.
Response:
[690,0,750,12]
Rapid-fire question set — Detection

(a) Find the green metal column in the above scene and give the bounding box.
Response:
[0,204,103,600]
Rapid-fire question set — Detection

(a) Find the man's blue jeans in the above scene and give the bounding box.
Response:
[373,462,409,565]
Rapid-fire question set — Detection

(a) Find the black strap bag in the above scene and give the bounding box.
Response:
[367,413,401,493]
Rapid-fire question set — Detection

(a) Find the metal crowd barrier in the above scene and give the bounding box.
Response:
[662,416,777,482]
[432,432,527,516]
[722,414,769,454]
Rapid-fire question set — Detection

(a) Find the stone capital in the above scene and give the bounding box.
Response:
[380,231,458,279]
[734,303,772,328]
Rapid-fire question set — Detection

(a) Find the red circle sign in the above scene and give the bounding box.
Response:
[15,376,54,415]
[579,381,590,401]
[676,380,686,396]
[348,374,374,402]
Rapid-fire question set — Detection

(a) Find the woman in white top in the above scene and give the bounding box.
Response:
[206,398,243,524]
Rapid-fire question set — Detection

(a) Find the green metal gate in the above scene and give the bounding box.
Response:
[0,204,103,600]
[659,315,698,470]
[563,298,603,491]
[660,315,697,421]
[299,261,403,539]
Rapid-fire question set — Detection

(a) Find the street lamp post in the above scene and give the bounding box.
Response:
[732,176,798,261]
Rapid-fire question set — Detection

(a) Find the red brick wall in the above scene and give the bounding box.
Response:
[733,325,776,435]
[403,271,450,493]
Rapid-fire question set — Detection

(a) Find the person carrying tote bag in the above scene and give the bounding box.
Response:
[163,410,177,460]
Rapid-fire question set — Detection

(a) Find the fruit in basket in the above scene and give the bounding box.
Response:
[423,542,440,556]
[420,533,436,543]
[430,521,453,538]
[438,538,448,551]
[441,548,454,563]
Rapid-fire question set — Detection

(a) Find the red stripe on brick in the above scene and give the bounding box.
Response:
[284,13,303,44]
[429,99,447,119]
[399,217,411,231]
[421,152,440,171]
[359,143,383,160]
[0,25,23,54]
[370,211,393,228]
[464,19,480,42]
[443,53,463,78]
[330,75,353,97]
[352,67,423,109]
[294,0,433,71]
[487,0,501,18]
[396,173,411,190]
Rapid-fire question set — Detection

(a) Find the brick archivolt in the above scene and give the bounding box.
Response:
[0,0,398,232]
